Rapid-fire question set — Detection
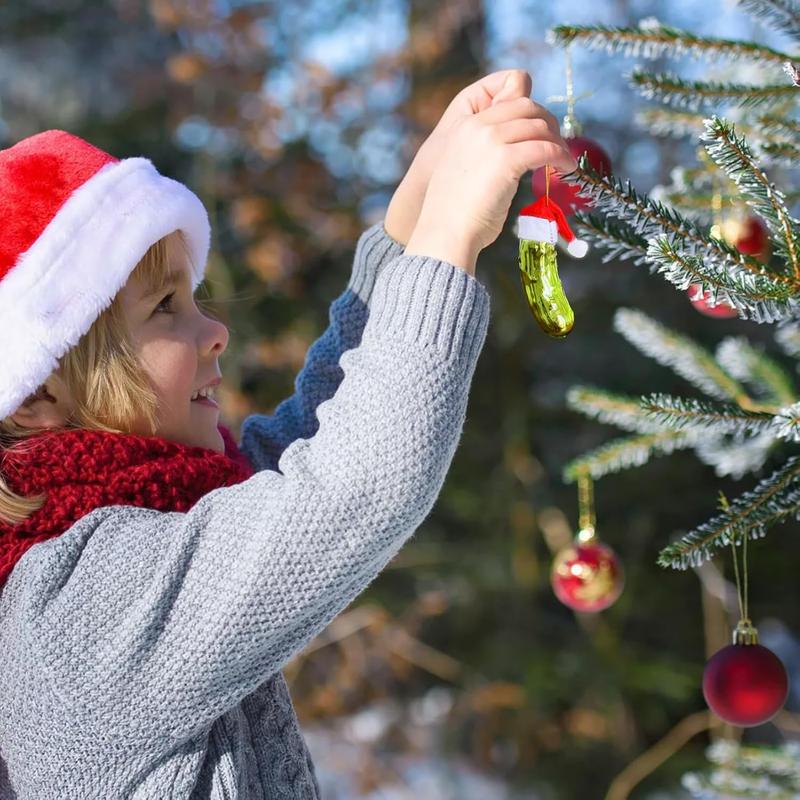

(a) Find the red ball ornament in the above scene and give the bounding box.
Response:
[687,285,739,319]
[550,533,624,612]
[726,214,770,260]
[703,621,789,727]
[531,136,612,217]
[688,213,771,318]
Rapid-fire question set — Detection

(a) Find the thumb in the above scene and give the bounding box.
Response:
[491,70,532,106]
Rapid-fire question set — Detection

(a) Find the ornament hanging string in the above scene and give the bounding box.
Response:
[720,491,749,625]
[577,469,596,541]
[546,42,588,137]
[563,42,577,137]
[544,160,551,208]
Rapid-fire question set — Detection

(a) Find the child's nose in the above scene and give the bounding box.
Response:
[202,316,229,356]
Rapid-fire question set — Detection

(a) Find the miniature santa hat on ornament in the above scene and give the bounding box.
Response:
[0,129,210,421]
[515,195,588,258]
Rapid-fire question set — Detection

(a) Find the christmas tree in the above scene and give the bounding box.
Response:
[546,1,800,795]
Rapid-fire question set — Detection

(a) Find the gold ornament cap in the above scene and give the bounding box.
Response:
[732,618,759,646]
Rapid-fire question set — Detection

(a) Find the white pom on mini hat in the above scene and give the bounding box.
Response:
[0,130,210,421]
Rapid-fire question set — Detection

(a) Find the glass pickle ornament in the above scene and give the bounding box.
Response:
[515,175,588,338]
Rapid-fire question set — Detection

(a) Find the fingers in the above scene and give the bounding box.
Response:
[480,96,561,138]
[507,139,578,177]
[496,117,563,147]
[461,69,532,114]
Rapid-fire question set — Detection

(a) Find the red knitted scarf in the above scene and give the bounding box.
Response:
[0,424,255,588]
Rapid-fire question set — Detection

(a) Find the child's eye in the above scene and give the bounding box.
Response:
[154,291,176,314]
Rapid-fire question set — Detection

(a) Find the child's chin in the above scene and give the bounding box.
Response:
[195,431,225,454]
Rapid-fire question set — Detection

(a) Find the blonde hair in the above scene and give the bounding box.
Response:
[0,229,209,525]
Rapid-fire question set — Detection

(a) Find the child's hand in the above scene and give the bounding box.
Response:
[405,95,578,275]
[384,70,535,246]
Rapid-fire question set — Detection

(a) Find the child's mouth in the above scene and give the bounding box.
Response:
[191,396,219,409]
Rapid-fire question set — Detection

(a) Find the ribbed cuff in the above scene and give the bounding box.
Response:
[364,253,491,365]
[347,220,406,304]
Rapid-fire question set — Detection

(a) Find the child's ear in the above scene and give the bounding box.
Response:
[10,375,74,430]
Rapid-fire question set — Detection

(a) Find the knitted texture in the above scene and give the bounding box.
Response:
[0,424,254,587]
[0,221,491,799]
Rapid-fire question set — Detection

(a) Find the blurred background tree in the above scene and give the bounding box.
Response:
[2,1,798,797]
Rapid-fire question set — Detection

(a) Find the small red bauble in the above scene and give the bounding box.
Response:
[723,214,770,261]
[531,136,612,217]
[687,285,739,319]
[688,214,771,318]
[550,535,624,612]
[703,622,789,727]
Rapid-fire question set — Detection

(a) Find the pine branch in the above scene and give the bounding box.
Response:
[738,0,800,41]
[567,385,670,433]
[562,157,796,287]
[701,116,800,278]
[642,392,776,435]
[548,21,796,65]
[716,336,797,405]
[652,192,733,218]
[756,112,800,143]
[636,108,708,139]
[562,430,698,482]
[692,430,775,479]
[570,211,650,265]
[614,308,747,401]
[630,69,800,111]
[657,456,800,568]
[645,236,796,323]
[772,400,800,441]
[684,738,800,797]
[760,139,800,167]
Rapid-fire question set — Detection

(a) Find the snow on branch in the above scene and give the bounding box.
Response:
[658,456,800,568]
[562,156,795,290]
[613,308,745,401]
[642,392,775,436]
[567,386,669,433]
[701,116,800,278]
[630,69,799,111]
[739,0,800,41]
[646,236,795,323]
[563,431,699,482]
[548,20,795,65]
[716,336,797,404]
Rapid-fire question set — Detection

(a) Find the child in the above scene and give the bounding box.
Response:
[0,70,576,797]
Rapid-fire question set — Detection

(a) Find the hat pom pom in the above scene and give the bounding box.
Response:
[567,238,588,258]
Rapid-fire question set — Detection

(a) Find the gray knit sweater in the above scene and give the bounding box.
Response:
[0,220,491,799]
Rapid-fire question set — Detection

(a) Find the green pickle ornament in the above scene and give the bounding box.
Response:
[514,173,588,338]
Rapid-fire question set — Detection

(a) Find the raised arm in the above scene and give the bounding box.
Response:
[240,220,405,472]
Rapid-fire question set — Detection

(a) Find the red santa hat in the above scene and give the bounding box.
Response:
[514,195,588,258]
[0,129,210,421]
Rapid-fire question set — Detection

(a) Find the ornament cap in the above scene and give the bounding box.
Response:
[733,618,759,646]
[576,526,596,543]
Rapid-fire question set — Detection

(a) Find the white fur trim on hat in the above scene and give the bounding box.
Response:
[517,216,558,244]
[0,157,210,420]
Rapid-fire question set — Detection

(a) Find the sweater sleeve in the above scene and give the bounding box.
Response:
[241,219,405,472]
[18,250,490,748]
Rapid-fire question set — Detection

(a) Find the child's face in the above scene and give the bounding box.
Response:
[116,235,230,453]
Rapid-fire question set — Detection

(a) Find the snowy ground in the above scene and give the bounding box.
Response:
[302,689,540,799]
